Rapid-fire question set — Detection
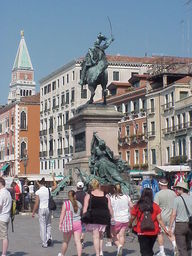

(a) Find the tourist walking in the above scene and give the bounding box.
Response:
[0,177,12,256]
[169,181,192,256]
[58,190,82,256]
[32,176,57,248]
[129,188,170,256]
[110,184,133,256]
[75,181,86,247]
[141,175,159,197]
[154,178,178,256]
[11,181,21,213]
[82,179,113,256]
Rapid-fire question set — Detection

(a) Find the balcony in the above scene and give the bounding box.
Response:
[49,127,53,134]
[64,147,69,155]
[39,151,47,157]
[49,150,53,157]
[148,130,155,138]
[162,102,174,112]
[39,130,47,136]
[64,124,69,130]
[147,108,155,116]
[57,125,63,132]
[52,104,59,110]
[57,148,63,155]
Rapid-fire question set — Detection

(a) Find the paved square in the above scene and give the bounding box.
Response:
[2,214,174,256]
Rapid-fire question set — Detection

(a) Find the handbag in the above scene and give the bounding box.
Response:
[81,194,93,224]
[180,195,192,229]
[48,188,57,211]
[61,200,73,232]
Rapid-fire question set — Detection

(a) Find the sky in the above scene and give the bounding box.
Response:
[0,0,192,104]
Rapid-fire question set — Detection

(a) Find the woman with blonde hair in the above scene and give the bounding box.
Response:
[83,178,113,256]
[110,184,133,256]
[58,190,82,256]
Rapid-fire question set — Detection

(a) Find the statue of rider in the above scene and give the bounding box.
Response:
[79,32,114,86]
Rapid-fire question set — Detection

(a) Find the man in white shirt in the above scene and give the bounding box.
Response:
[32,176,57,248]
[0,177,12,256]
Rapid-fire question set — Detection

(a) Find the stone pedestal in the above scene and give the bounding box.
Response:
[65,104,123,182]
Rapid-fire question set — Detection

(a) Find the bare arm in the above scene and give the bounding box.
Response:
[59,203,66,230]
[51,175,57,191]
[157,213,171,236]
[83,194,90,214]
[32,195,39,217]
[169,209,176,231]
[107,195,113,217]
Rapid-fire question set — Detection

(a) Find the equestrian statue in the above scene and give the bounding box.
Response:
[79,33,114,104]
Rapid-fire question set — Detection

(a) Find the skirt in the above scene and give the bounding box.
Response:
[86,224,106,232]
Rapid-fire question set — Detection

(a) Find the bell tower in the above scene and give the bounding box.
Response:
[8,30,36,104]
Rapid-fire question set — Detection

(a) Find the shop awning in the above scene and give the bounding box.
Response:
[130,170,156,176]
[154,165,190,173]
[0,163,9,172]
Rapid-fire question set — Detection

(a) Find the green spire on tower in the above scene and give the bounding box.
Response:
[12,30,33,70]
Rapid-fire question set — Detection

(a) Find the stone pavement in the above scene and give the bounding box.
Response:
[2,214,174,256]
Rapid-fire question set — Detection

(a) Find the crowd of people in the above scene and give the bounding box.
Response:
[0,174,192,256]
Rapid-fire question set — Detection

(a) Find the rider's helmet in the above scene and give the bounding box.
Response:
[97,32,107,41]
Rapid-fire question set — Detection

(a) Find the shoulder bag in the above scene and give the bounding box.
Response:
[81,194,93,224]
[61,200,73,232]
[48,188,57,211]
[180,195,192,229]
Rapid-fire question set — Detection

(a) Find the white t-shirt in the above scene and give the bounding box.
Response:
[29,184,34,194]
[0,187,12,222]
[35,186,50,209]
[110,194,131,223]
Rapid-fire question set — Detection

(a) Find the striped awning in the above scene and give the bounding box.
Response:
[0,163,9,171]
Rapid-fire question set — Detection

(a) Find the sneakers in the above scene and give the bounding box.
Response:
[156,252,166,256]
[47,239,52,246]
[106,241,112,247]
[42,244,47,248]
[58,253,63,256]
[99,252,103,256]
[174,247,179,256]
[116,245,123,256]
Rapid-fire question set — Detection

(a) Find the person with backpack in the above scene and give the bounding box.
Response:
[169,181,192,256]
[58,190,83,256]
[0,177,12,256]
[129,188,170,256]
[32,176,57,248]
[75,181,86,248]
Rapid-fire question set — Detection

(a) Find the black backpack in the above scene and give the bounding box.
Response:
[140,211,155,232]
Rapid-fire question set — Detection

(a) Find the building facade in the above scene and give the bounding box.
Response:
[0,31,40,176]
[106,75,148,169]
[146,63,192,170]
[0,94,40,176]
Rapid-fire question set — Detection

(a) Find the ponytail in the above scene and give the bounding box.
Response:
[68,190,78,213]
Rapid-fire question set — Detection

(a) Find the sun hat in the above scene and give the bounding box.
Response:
[174,181,189,192]
[77,181,84,189]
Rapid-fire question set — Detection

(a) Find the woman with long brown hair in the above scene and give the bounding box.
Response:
[58,190,82,256]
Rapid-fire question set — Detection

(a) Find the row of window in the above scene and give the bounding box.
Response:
[121,148,148,165]
[116,99,146,114]
[41,158,69,170]
[20,89,32,97]
[42,71,76,96]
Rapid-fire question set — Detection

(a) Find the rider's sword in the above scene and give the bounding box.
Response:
[107,16,113,39]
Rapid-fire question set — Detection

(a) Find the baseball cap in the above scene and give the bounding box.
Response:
[77,181,84,189]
